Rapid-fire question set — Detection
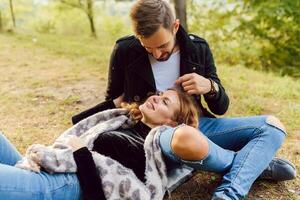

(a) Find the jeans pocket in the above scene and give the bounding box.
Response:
[45,173,81,200]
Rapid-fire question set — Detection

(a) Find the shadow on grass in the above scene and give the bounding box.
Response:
[166,171,294,200]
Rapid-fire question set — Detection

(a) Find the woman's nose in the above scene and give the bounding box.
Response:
[152,96,160,103]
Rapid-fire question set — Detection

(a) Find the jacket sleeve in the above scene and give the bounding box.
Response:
[73,147,106,200]
[71,41,125,125]
[71,100,115,125]
[202,42,229,115]
[105,42,125,101]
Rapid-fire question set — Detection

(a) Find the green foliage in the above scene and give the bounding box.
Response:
[188,0,300,77]
[188,1,242,66]
[238,0,300,77]
[100,15,131,39]
[2,0,299,77]
[0,1,14,30]
[0,10,10,30]
[34,19,56,34]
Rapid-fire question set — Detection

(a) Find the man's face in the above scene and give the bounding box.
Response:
[139,25,178,61]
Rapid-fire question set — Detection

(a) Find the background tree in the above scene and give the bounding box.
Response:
[174,0,187,31]
[59,0,96,37]
[237,0,300,76]
[9,0,16,27]
[0,10,3,31]
[188,0,300,77]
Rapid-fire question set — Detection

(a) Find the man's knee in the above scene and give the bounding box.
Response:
[265,116,286,148]
[171,126,209,161]
[266,115,286,134]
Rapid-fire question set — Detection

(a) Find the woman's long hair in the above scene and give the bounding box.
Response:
[121,88,199,128]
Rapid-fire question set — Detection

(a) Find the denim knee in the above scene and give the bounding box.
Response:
[265,116,286,147]
[265,116,286,134]
[254,115,286,133]
[254,115,286,149]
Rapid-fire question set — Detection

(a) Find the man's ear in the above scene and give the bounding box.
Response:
[173,19,180,34]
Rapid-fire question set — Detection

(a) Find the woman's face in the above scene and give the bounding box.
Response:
[139,90,180,127]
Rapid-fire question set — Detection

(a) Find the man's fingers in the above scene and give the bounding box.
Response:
[183,85,195,92]
[181,80,195,87]
[187,90,198,95]
[185,86,207,95]
[175,74,193,84]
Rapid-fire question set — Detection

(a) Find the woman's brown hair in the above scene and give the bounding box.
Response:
[122,88,199,128]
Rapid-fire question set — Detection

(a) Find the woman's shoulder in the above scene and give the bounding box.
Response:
[157,123,188,133]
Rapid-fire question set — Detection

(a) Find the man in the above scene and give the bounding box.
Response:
[72,0,296,199]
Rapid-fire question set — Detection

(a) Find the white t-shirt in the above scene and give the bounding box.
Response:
[148,51,180,92]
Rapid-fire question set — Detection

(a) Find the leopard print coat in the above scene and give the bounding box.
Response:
[15,108,169,200]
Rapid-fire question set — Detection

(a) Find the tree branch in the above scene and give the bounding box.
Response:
[59,0,84,10]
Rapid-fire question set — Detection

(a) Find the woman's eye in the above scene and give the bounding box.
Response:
[163,99,167,105]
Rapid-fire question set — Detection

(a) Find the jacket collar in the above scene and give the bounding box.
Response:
[176,25,197,55]
[128,53,156,90]
[127,25,200,90]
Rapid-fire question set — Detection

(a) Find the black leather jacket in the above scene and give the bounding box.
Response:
[72,26,229,124]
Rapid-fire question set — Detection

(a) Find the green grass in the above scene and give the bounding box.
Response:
[0,32,299,199]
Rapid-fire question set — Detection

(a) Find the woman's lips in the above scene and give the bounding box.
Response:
[146,101,155,110]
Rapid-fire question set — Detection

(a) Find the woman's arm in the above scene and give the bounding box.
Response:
[68,136,106,200]
[73,147,106,200]
[68,130,146,199]
[71,100,116,125]
[171,125,209,161]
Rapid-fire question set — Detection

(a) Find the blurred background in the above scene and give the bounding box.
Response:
[1,0,299,76]
[0,0,300,77]
[0,0,299,199]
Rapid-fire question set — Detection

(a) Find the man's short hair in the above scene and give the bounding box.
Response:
[130,0,175,38]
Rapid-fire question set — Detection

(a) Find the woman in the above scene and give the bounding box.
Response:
[0,88,203,200]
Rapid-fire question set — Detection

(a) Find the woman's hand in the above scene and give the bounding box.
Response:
[113,94,124,108]
[66,136,85,152]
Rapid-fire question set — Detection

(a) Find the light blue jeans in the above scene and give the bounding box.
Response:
[0,132,81,200]
[159,115,286,200]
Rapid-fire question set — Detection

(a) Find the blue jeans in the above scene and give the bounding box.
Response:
[159,115,286,200]
[0,132,81,200]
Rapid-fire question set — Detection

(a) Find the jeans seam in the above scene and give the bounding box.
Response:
[204,126,261,137]
[228,127,263,187]
[0,188,42,196]
[265,121,287,135]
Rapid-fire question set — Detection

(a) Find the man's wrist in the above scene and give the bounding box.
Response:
[206,78,219,96]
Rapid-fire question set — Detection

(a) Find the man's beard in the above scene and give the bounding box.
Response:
[152,39,177,62]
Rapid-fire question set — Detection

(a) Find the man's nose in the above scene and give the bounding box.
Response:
[152,49,162,59]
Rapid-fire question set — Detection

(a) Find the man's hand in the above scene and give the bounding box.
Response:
[175,73,211,95]
[113,94,124,108]
[66,136,85,152]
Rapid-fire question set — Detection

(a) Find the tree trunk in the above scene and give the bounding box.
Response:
[86,0,96,37]
[174,0,187,31]
[0,11,3,31]
[9,0,16,28]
